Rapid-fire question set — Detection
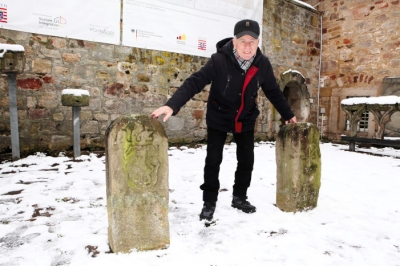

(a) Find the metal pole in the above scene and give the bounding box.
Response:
[7,73,20,160]
[320,114,324,139]
[320,108,325,140]
[316,13,323,129]
[72,106,81,159]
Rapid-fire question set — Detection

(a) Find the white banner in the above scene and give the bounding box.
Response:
[0,0,120,45]
[122,0,263,57]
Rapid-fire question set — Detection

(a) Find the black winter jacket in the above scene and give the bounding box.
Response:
[165,38,295,133]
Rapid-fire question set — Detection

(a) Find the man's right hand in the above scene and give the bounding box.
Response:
[285,116,297,124]
[151,106,173,122]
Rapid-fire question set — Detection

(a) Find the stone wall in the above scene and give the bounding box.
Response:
[304,0,400,139]
[0,0,320,155]
[261,0,321,135]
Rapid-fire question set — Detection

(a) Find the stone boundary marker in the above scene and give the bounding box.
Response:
[106,114,170,253]
[275,122,321,212]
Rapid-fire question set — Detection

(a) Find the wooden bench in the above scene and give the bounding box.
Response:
[341,136,400,151]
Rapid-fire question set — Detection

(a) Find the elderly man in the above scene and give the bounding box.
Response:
[152,19,297,221]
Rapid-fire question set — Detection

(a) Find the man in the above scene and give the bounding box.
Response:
[151,19,297,221]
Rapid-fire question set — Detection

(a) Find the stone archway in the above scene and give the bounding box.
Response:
[279,70,311,122]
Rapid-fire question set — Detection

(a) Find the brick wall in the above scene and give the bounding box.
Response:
[303,0,400,139]
[0,0,320,155]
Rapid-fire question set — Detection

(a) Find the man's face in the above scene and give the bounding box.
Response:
[232,35,259,61]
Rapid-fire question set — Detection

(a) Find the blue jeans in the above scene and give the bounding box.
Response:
[200,127,255,202]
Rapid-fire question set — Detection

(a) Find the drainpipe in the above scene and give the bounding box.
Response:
[316,11,323,129]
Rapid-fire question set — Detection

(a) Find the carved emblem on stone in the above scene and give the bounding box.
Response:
[120,122,160,188]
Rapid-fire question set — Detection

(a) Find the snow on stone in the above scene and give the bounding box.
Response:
[341,96,400,105]
[282,69,306,79]
[291,0,316,10]
[0,44,25,58]
[62,89,90,96]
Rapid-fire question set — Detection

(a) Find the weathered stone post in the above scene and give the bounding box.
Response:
[61,89,90,159]
[275,122,321,212]
[0,44,26,161]
[106,114,169,253]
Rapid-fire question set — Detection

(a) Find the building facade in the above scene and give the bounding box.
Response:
[0,0,322,155]
[303,0,400,139]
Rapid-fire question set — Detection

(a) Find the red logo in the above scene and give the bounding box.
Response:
[0,7,7,23]
[198,39,207,50]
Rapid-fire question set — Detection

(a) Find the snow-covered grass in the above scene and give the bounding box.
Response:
[0,142,399,265]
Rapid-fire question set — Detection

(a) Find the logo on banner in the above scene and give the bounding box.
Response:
[176,34,186,45]
[89,25,115,37]
[177,34,186,41]
[0,7,8,23]
[38,16,67,30]
[54,16,67,27]
[131,29,161,41]
[198,39,207,51]
[131,28,138,41]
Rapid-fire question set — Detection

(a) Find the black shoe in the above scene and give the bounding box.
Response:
[231,196,256,213]
[199,202,216,221]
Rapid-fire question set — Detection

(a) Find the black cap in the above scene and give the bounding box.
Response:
[234,19,260,39]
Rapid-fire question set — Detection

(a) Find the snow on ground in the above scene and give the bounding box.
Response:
[0,142,400,266]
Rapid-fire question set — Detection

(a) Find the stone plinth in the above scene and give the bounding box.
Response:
[61,91,90,107]
[106,114,169,253]
[61,89,90,158]
[0,44,25,74]
[275,122,321,212]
